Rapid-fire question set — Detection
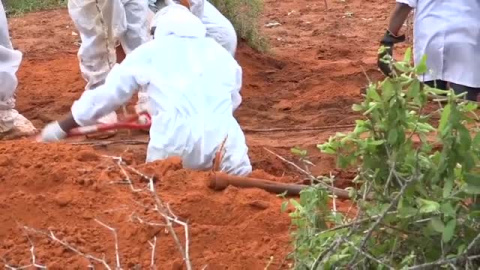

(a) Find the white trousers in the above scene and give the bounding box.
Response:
[68,0,150,90]
[0,1,21,111]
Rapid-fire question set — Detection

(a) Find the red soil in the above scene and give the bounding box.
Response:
[0,0,403,268]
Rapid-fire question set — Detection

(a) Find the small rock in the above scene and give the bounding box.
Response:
[54,192,73,207]
[76,150,100,162]
[249,200,270,210]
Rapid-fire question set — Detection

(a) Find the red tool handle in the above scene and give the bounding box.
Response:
[67,112,152,137]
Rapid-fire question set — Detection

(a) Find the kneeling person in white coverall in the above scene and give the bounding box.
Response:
[0,2,36,139]
[148,0,237,56]
[38,4,252,176]
[68,0,150,124]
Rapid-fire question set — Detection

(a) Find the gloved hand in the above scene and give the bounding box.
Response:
[378,30,405,77]
[37,121,68,142]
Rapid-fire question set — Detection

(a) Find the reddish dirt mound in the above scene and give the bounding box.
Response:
[0,141,291,268]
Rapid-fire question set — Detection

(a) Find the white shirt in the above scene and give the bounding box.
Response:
[397,0,480,87]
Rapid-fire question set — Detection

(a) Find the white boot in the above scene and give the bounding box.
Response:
[0,109,36,139]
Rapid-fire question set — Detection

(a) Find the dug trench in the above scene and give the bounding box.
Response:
[1,0,402,268]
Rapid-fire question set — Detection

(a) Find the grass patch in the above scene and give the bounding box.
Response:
[210,0,269,52]
[4,0,67,16]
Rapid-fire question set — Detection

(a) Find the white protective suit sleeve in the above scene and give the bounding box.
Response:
[0,1,21,111]
[71,48,150,126]
[396,0,417,8]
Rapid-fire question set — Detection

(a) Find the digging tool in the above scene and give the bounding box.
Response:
[207,172,351,199]
[67,112,152,137]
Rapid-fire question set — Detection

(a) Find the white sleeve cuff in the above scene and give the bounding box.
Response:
[396,0,416,8]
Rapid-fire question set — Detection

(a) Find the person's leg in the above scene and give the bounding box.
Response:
[0,2,36,138]
[120,0,151,116]
[450,83,480,102]
[119,0,150,54]
[68,0,125,124]
[201,1,237,56]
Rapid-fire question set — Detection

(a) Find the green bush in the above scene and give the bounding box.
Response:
[210,0,268,52]
[4,0,67,16]
[285,48,480,269]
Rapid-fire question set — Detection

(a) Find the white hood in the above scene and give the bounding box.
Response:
[150,4,207,39]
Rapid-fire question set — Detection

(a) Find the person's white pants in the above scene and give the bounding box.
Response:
[0,1,22,131]
[68,0,150,91]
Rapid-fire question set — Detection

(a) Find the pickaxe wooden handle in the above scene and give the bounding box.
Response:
[208,172,351,199]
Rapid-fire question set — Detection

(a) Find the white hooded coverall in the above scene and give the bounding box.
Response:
[0,1,23,132]
[70,4,252,176]
[68,0,150,91]
[148,0,237,55]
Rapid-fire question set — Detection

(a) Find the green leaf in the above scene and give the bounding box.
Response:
[473,133,480,147]
[439,104,451,132]
[289,199,303,211]
[352,104,363,112]
[442,219,456,243]
[415,55,428,74]
[407,79,420,99]
[281,201,288,212]
[291,147,307,157]
[403,47,412,63]
[430,217,445,233]
[443,178,454,198]
[458,125,472,150]
[464,184,480,194]
[441,203,456,217]
[416,198,440,214]
[464,173,480,187]
[366,87,381,102]
[387,129,398,145]
[369,139,385,146]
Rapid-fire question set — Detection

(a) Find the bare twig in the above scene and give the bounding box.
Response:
[148,236,157,268]
[3,227,47,269]
[69,139,149,146]
[94,219,121,269]
[23,226,112,269]
[243,124,355,133]
[342,237,394,269]
[105,155,193,270]
[407,255,480,270]
[263,147,353,199]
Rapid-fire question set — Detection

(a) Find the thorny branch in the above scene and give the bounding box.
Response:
[107,155,193,270]
[3,227,47,270]
[263,147,352,199]
[94,219,121,269]
[22,226,112,270]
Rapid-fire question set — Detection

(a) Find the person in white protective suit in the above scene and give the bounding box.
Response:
[37,4,252,176]
[68,0,150,124]
[0,1,36,139]
[148,0,237,56]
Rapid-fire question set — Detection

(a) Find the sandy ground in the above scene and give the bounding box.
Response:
[0,0,401,268]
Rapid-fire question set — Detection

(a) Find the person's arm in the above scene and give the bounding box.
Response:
[38,48,150,142]
[387,2,413,36]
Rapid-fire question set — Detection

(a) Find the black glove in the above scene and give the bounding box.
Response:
[378,30,405,77]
